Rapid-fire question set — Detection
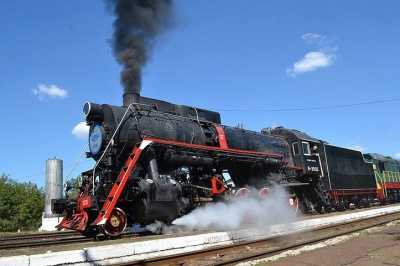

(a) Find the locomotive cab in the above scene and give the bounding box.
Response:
[271,127,324,178]
[271,127,331,213]
[291,141,323,176]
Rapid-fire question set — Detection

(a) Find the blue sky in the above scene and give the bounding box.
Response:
[1,1,399,189]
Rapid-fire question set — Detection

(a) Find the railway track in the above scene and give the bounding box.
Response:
[117,211,400,266]
[0,230,147,250]
[0,231,90,250]
[0,230,80,242]
[0,210,334,251]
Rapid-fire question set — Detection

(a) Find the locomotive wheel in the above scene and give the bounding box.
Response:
[365,198,371,207]
[336,199,345,211]
[299,198,313,214]
[235,188,251,197]
[314,203,323,214]
[286,188,298,215]
[344,199,350,209]
[324,205,332,213]
[101,208,127,237]
[299,202,309,214]
[259,187,272,196]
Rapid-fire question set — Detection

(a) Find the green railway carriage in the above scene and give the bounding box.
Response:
[363,153,400,203]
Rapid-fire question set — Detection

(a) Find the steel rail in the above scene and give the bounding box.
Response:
[0,231,143,250]
[0,230,79,242]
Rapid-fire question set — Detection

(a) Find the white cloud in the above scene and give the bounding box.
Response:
[395,153,400,159]
[32,84,68,100]
[302,33,328,46]
[286,51,336,77]
[346,145,365,152]
[72,122,89,140]
[286,33,337,77]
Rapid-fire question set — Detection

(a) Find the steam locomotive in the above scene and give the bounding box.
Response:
[51,93,400,237]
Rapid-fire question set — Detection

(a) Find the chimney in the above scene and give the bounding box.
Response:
[123,92,140,107]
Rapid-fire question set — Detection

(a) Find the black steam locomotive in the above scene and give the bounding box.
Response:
[52,94,396,237]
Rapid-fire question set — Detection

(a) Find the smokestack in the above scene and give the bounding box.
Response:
[123,92,140,107]
[105,0,175,105]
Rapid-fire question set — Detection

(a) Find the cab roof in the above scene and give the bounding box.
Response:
[364,153,400,164]
[271,127,326,144]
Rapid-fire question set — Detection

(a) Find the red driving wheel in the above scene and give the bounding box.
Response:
[259,187,272,196]
[235,187,251,197]
[102,208,127,236]
[286,188,299,215]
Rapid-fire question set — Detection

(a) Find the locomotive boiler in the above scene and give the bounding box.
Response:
[51,93,328,237]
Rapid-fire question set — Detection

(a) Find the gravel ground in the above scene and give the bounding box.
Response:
[239,221,400,266]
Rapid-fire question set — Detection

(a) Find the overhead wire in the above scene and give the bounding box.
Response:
[212,98,400,112]
[9,98,400,182]
[11,159,93,181]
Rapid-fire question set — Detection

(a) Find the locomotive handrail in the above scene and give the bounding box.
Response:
[383,171,400,183]
[141,137,285,159]
[152,138,283,157]
[375,171,386,197]
[65,143,89,184]
[91,103,135,194]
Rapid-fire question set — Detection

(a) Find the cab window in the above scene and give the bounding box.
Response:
[379,161,385,172]
[302,142,311,155]
[293,142,299,155]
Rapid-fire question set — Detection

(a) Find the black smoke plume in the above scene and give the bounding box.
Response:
[105,0,175,95]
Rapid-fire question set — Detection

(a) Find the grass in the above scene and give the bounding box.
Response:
[0,229,41,237]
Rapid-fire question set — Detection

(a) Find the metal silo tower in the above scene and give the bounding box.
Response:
[44,158,63,218]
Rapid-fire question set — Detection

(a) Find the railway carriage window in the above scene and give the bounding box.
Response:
[302,142,311,155]
[293,142,299,155]
[379,162,385,172]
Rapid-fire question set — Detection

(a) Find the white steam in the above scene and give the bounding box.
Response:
[145,186,298,234]
[172,186,297,231]
[145,220,183,235]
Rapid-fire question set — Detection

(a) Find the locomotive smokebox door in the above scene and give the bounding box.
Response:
[89,124,105,156]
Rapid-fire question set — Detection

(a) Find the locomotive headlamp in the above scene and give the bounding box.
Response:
[83,102,103,121]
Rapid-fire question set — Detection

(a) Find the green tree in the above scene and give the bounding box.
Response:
[65,175,81,199]
[0,174,45,232]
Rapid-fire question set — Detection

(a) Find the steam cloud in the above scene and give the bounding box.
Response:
[146,186,298,234]
[105,0,175,95]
